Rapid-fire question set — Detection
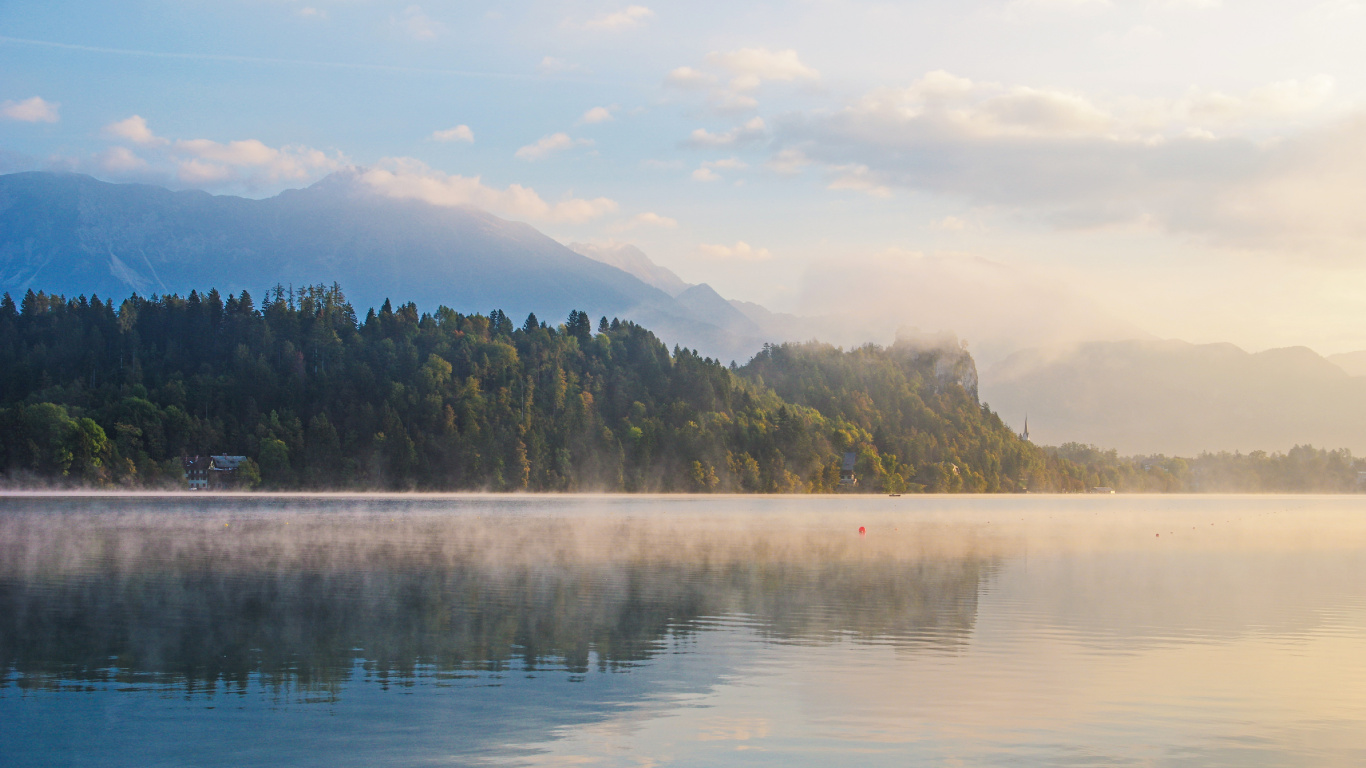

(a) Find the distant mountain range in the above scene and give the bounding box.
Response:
[9,170,1366,457]
[0,171,766,362]
[981,339,1366,455]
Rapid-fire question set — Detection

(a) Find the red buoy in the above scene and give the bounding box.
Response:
[858,526,866,535]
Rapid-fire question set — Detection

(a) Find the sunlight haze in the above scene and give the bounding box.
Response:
[4,0,1365,357]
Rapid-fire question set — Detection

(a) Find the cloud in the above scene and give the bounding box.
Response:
[704,157,747,170]
[693,157,747,181]
[775,70,1366,254]
[667,48,818,114]
[706,48,820,92]
[359,158,618,223]
[685,117,767,148]
[664,67,715,90]
[393,5,441,40]
[631,212,677,228]
[767,148,811,174]
[93,117,345,190]
[98,146,147,173]
[579,106,616,124]
[795,249,1143,364]
[698,241,773,261]
[932,216,968,231]
[826,164,892,197]
[170,139,343,186]
[515,132,591,161]
[297,7,326,19]
[431,124,474,142]
[104,115,166,146]
[578,5,654,30]
[1,96,59,123]
[539,56,584,75]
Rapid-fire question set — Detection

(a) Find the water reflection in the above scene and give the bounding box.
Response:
[0,496,998,694]
[3,494,1366,767]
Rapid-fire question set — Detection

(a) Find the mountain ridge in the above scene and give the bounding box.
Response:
[0,170,765,361]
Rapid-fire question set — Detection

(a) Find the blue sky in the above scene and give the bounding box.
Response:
[4,0,1366,358]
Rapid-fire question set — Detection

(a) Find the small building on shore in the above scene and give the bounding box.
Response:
[839,452,858,487]
[182,455,249,490]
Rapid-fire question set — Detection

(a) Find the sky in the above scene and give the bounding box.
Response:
[3,0,1366,359]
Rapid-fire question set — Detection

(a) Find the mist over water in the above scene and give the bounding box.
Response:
[3,494,1366,766]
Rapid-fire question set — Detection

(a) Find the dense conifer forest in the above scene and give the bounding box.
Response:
[0,285,1359,492]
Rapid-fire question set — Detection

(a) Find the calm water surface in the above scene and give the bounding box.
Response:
[2,494,1365,766]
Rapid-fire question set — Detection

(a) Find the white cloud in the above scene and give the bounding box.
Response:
[99,146,147,173]
[1181,76,1335,125]
[515,132,591,161]
[1,96,59,123]
[776,70,1366,254]
[706,48,820,92]
[667,49,817,114]
[431,125,474,142]
[826,164,892,198]
[767,148,811,174]
[170,139,344,185]
[104,115,167,146]
[685,117,767,148]
[394,5,441,40]
[631,212,678,228]
[90,118,346,191]
[664,66,715,90]
[359,159,618,223]
[579,106,616,124]
[177,158,236,185]
[698,241,773,261]
[692,158,747,182]
[297,7,325,19]
[933,216,968,231]
[578,5,654,30]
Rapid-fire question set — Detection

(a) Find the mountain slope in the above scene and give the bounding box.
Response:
[0,171,756,359]
[981,339,1366,455]
[568,241,691,297]
[1327,350,1366,377]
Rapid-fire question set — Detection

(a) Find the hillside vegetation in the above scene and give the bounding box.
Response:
[0,285,1080,492]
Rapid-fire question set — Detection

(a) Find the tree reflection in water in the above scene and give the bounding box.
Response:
[0,496,1002,696]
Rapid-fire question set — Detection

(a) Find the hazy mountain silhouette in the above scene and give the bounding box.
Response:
[981,339,1366,455]
[568,241,691,297]
[1327,350,1366,377]
[0,171,763,360]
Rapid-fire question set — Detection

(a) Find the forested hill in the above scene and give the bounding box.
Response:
[0,285,1081,492]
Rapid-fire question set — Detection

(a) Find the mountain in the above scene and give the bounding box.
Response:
[980,339,1366,455]
[1327,350,1366,377]
[568,241,691,297]
[675,284,761,337]
[0,171,762,361]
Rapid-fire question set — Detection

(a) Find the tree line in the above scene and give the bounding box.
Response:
[0,284,1358,492]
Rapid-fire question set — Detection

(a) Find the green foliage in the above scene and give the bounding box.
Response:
[9,283,1337,493]
[1050,442,1365,493]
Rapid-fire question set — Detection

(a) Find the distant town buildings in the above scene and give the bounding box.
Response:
[182,455,248,490]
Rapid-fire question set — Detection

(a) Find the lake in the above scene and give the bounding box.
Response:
[2,493,1365,766]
